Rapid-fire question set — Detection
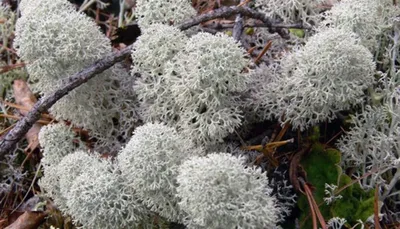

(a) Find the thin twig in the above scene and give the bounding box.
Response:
[0,114,50,125]
[324,129,343,146]
[254,40,272,64]
[300,177,327,229]
[299,178,318,229]
[232,0,245,41]
[237,0,252,7]
[1,100,53,119]
[118,0,125,28]
[11,162,42,214]
[0,46,132,156]
[178,6,291,39]
[205,21,308,30]
[0,62,26,74]
[0,123,16,136]
[79,0,98,13]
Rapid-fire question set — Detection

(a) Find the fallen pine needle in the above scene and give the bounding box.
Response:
[1,100,53,120]
[0,123,16,136]
[254,40,272,64]
[237,0,252,7]
[0,114,50,125]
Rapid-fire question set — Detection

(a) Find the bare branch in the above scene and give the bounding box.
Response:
[0,46,131,156]
[232,1,245,41]
[233,14,244,40]
[205,21,308,30]
[178,6,291,38]
[0,5,293,158]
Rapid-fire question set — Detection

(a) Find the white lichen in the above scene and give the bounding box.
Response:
[252,28,375,130]
[255,0,323,27]
[15,0,139,152]
[134,0,196,28]
[38,123,82,167]
[118,123,201,222]
[165,33,249,145]
[67,157,150,229]
[177,153,280,229]
[324,0,398,51]
[132,24,188,124]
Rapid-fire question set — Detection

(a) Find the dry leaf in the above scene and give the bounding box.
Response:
[12,80,42,153]
[5,211,46,229]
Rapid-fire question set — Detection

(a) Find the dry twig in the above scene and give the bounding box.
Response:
[0,46,131,157]
[232,0,245,41]
[178,6,291,38]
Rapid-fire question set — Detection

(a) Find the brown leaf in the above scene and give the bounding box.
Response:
[0,218,8,228]
[5,211,46,229]
[13,80,37,115]
[12,80,42,153]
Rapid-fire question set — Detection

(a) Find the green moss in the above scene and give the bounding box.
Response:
[297,144,374,227]
[288,28,305,38]
[308,126,321,143]
[245,28,254,35]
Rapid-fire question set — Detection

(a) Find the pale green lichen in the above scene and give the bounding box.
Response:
[67,155,150,229]
[165,33,249,145]
[132,24,188,124]
[134,0,196,28]
[15,0,139,152]
[177,153,280,229]
[118,123,202,222]
[251,28,375,130]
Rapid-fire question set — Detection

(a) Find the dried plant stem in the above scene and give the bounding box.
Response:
[237,0,252,7]
[254,40,272,64]
[0,124,16,136]
[0,114,50,125]
[1,100,53,119]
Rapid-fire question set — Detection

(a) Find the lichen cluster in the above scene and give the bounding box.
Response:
[39,123,281,228]
[12,0,400,227]
[15,0,139,152]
